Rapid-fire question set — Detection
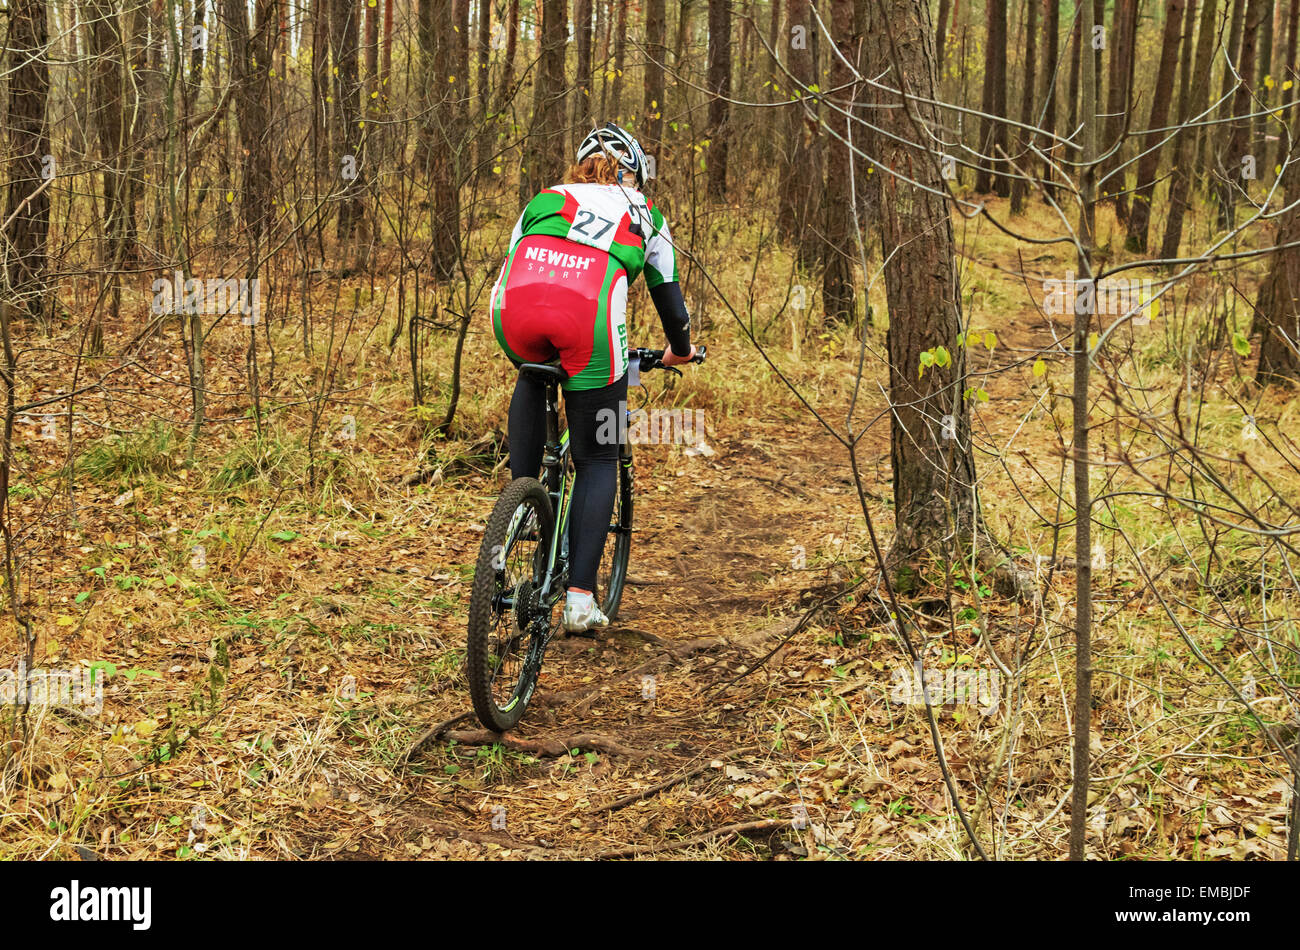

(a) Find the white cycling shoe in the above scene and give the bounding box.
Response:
[562,590,610,634]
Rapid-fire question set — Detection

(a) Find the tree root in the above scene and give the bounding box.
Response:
[400,711,473,765]
[443,728,653,760]
[591,745,761,813]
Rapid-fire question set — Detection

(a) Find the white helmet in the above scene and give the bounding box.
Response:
[576,122,650,189]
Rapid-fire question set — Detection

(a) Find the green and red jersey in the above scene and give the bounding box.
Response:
[506,183,679,289]
[492,183,682,391]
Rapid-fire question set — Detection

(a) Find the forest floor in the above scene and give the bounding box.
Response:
[1,198,1295,859]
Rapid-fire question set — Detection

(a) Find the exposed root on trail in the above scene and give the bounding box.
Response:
[442,729,655,760]
[590,745,761,813]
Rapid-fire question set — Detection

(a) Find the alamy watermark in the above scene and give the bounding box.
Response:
[890,661,1001,715]
[1042,270,1158,324]
[1,661,104,713]
[49,880,151,930]
[596,403,707,446]
[151,271,263,326]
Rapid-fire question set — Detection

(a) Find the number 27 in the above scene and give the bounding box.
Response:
[573,209,615,240]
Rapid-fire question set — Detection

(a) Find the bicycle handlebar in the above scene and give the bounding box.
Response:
[630,345,707,374]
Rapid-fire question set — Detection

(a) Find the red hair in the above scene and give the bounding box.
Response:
[563,155,620,185]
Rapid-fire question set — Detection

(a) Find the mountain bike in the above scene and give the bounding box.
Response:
[466,345,708,732]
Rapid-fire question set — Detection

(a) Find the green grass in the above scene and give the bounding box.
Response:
[210,432,302,489]
[79,421,178,482]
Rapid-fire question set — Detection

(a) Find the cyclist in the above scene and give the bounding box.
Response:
[490,123,696,633]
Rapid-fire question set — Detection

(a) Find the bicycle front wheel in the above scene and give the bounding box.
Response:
[467,477,555,731]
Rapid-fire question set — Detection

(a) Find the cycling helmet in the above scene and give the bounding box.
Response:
[576,122,650,189]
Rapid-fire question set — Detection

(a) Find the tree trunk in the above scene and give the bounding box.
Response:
[419,0,462,278]
[311,0,330,183]
[706,0,732,198]
[779,0,821,269]
[453,0,470,128]
[1210,0,1249,181]
[935,0,951,75]
[1099,0,1137,223]
[768,0,782,74]
[673,0,694,71]
[612,0,628,123]
[186,0,207,111]
[1039,0,1061,198]
[1274,0,1300,176]
[862,0,976,578]
[336,0,363,243]
[764,0,783,149]
[1253,14,1300,383]
[1162,0,1222,260]
[1219,0,1269,228]
[1067,2,1082,136]
[1092,0,1105,123]
[822,0,857,323]
[383,0,394,90]
[1273,0,1289,102]
[500,0,520,112]
[1255,0,1276,148]
[215,38,234,245]
[365,0,380,102]
[572,0,593,142]
[84,0,131,349]
[475,0,492,175]
[644,0,666,155]
[124,0,149,258]
[1176,0,1198,124]
[1010,0,1039,214]
[222,0,277,243]
[975,0,1009,195]
[1125,0,1186,252]
[1070,0,1100,863]
[521,0,567,199]
[1254,196,1300,382]
[4,0,52,324]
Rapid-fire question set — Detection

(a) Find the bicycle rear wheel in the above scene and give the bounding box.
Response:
[467,478,555,731]
[597,452,633,619]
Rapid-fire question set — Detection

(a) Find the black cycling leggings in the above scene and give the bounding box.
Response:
[508,372,628,593]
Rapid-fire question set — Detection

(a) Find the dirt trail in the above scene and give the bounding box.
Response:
[308,405,883,860]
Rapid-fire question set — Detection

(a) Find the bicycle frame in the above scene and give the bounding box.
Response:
[537,380,572,606]
[534,379,636,608]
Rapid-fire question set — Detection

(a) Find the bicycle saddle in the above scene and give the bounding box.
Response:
[518,361,568,383]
